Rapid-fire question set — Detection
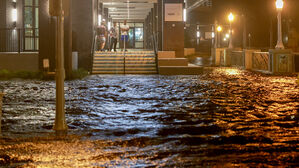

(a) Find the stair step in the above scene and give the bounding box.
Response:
[92,71,125,74]
[93,67,124,71]
[94,53,155,56]
[95,51,154,54]
[93,61,155,64]
[125,67,156,71]
[94,57,155,60]
[92,71,157,74]
[92,50,157,74]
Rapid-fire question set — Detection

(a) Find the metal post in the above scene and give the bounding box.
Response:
[53,0,67,132]
[229,22,233,49]
[214,21,217,48]
[18,29,21,53]
[275,10,284,49]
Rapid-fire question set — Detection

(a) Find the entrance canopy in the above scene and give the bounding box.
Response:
[99,0,157,21]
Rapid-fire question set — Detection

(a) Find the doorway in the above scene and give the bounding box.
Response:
[117,22,144,49]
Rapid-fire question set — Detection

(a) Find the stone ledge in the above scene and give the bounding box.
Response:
[158,58,188,66]
[184,48,195,56]
[158,51,176,59]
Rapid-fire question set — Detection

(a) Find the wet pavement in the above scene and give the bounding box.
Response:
[0,67,298,167]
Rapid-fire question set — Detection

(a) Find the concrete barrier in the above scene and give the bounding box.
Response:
[158,51,176,59]
[269,49,294,73]
[215,48,226,66]
[184,48,195,56]
[0,52,39,71]
[158,58,188,66]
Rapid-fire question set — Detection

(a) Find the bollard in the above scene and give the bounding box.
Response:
[0,92,4,134]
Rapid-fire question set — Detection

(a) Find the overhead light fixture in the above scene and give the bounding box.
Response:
[183,8,186,22]
[98,14,102,26]
[108,21,111,30]
[197,31,200,38]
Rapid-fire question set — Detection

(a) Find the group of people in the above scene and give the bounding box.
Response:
[97,20,130,52]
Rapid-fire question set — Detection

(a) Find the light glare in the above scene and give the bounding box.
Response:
[217,26,222,32]
[183,9,187,22]
[98,15,102,26]
[228,12,234,22]
[276,0,284,9]
[12,9,17,22]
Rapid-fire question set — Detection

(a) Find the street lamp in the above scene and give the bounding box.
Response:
[217,26,222,32]
[275,0,284,49]
[228,12,234,49]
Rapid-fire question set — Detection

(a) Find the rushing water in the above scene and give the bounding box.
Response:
[0,67,298,167]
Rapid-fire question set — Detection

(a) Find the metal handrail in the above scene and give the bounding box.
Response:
[151,32,159,74]
[90,30,97,72]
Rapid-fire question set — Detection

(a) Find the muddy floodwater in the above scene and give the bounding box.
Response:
[0,68,298,167]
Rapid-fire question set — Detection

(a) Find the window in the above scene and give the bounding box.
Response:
[24,0,38,51]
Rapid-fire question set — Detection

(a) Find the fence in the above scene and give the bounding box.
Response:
[231,51,244,67]
[252,52,271,72]
[0,28,39,53]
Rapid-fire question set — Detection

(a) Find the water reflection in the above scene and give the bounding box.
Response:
[0,67,298,167]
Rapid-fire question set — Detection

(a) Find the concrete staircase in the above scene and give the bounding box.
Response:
[92,51,157,74]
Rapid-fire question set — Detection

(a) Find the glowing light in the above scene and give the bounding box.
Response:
[226,33,230,38]
[276,0,284,9]
[98,15,102,26]
[217,26,222,32]
[225,69,240,75]
[212,32,215,38]
[223,38,227,41]
[108,21,111,30]
[228,13,234,22]
[183,9,187,22]
[197,31,200,38]
[12,9,17,22]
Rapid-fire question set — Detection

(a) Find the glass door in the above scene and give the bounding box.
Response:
[127,28,134,48]
[117,22,144,49]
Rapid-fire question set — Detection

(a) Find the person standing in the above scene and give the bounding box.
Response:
[120,20,130,51]
[109,22,119,52]
[97,21,107,51]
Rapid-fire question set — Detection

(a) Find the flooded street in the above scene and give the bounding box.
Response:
[0,67,298,167]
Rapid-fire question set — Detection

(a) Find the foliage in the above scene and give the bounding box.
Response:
[0,69,43,80]
[68,68,89,80]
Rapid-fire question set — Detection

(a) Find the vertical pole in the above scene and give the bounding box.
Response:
[270,18,273,49]
[275,10,284,49]
[18,29,21,53]
[218,31,221,48]
[229,22,233,49]
[243,15,247,49]
[53,0,67,132]
[214,21,217,48]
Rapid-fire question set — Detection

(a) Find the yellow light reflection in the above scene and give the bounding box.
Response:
[225,69,240,75]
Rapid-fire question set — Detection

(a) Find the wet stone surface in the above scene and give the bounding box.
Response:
[0,67,298,167]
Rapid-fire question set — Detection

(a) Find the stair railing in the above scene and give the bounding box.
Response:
[151,32,159,74]
[91,30,97,73]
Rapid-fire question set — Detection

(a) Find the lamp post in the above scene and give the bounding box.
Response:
[228,12,234,49]
[49,0,68,132]
[217,25,222,48]
[275,0,284,49]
